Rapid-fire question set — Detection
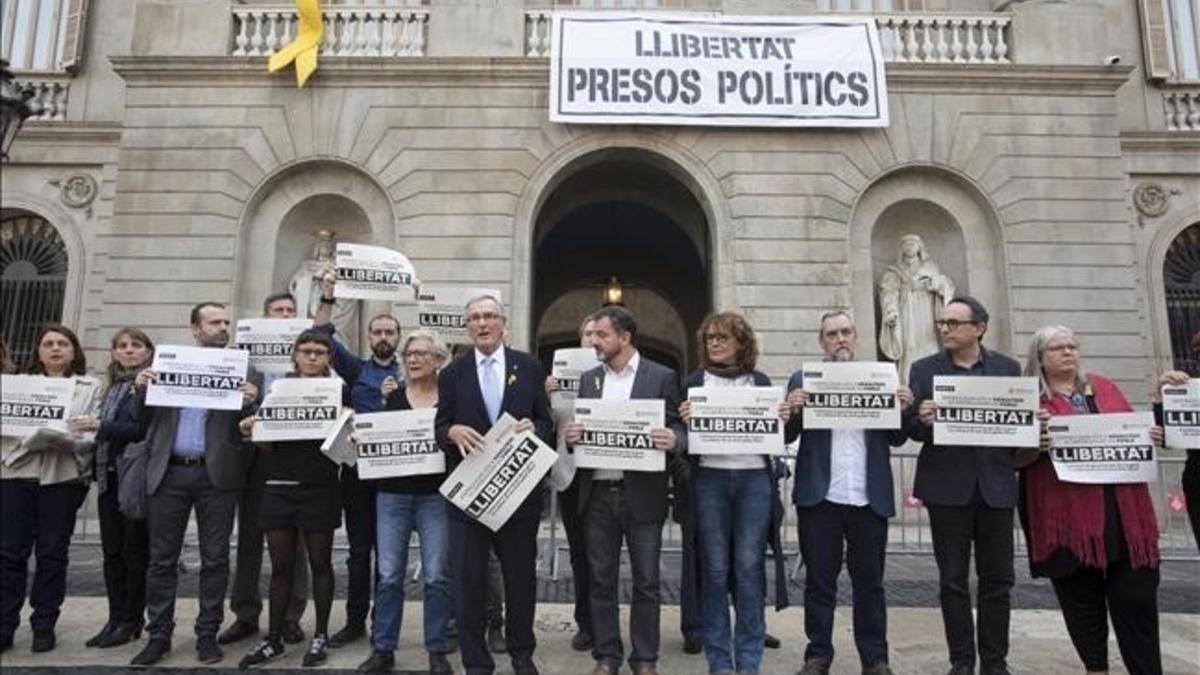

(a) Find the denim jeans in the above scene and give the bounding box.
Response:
[372,492,451,653]
[694,466,771,674]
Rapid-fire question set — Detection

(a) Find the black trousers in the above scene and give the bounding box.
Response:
[1051,560,1162,675]
[797,501,889,668]
[926,501,1014,672]
[340,466,377,628]
[0,479,88,637]
[451,510,540,675]
[229,447,307,627]
[97,476,150,626]
[1184,451,1200,552]
[558,477,592,634]
[144,465,239,640]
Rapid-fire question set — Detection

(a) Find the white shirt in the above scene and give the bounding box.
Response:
[474,346,506,409]
[698,371,766,471]
[826,428,869,506]
[593,351,640,481]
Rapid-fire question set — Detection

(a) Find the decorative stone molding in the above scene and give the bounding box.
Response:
[1133,182,1171,218]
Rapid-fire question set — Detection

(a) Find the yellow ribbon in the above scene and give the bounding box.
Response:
[268,0,323,87]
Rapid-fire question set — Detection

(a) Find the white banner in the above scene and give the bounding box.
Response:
[1162,381,1200,450]
[334,243,416,301]
[0,375,75,438]
[932,376,1039,448]
[687,386,784,455]
[234,318,313,374]
[573,398,665,472]
[320,409,357,467]
[801,361,900,429]
[252,377,342,442]
[440,413,558,531]
[416,286,503,345]
[550,347,600,413]
[1049,412,1158,484]
[353,409,444,480]
[147,346,249,411]
[550,12,888,128]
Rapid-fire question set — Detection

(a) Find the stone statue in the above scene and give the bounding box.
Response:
[877,234,956,383]
[289,228,361,349]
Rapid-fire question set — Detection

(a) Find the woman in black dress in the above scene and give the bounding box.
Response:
[237,329,343,668]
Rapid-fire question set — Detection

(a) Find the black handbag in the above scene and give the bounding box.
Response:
[116,440,150,520]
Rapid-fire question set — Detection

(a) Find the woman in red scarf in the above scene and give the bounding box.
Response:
[1017,325,1163,675]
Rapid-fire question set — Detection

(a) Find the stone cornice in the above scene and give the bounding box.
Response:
[1120,130,1200,153]
[109,56,1133,96]
[17,121,123,145]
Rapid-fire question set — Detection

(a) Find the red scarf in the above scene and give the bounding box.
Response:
[1022,375,1160,569]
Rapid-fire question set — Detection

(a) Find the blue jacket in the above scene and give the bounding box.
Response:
[783,369,907,518]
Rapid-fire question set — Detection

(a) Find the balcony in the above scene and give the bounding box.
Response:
[231,4,430,57]
[12,71,70,121]
[1163,89,1200,131]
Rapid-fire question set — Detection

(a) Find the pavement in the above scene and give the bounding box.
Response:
[1,541,1198,674]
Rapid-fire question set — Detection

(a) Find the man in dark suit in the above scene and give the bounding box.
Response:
[784,310,911,675]
[129,302,262,667]
[435,294,553,675]
[903,296,1021,675]
[564,306,684,675]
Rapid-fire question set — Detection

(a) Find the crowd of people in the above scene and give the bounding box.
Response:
[0,283,1196,675]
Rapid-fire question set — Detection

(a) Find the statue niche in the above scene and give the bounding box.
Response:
[877,234,956,383]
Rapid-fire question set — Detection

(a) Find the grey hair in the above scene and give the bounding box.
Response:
[817,309,855,333]
[401,329,448,362]
[463,293,506,320]
[1022,324,1087,399]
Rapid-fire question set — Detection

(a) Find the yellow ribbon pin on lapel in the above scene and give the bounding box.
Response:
[268,0,323,87]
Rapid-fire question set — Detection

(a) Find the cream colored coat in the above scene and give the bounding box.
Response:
[1,375,103,485]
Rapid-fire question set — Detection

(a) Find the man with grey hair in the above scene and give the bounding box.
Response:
[435,294,554,675]
[783,310,912,675]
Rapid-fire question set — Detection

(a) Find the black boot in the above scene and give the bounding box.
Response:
[31,629,56,653]
[99,620,144,648]
[86,621,117,648]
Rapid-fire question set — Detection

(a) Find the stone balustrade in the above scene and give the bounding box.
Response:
[1163,90,1200,131]
[13,73,70,121]
[232,5,429,58]
[525,11,1013,63]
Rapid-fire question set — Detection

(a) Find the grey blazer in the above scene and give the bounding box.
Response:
[573,354,685,524]
[134,368,262,495]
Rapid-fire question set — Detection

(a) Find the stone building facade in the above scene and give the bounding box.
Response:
[2,0,1198,405]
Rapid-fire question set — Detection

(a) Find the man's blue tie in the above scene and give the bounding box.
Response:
[481,356,502,424]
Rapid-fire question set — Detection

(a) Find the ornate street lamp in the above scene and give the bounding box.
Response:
[1,59,38,161]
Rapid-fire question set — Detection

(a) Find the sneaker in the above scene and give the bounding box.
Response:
[357,649,395,672]
[238,638,283,669]
[302,634,328,667]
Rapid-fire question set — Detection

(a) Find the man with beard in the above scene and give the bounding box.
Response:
[313,275,403,647]
[783,310,912,675]
[130,303,262,666]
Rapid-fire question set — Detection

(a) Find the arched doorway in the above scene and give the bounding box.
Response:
[531,150,713,375]
[1,212,68,367]
[1164,222,1200,374]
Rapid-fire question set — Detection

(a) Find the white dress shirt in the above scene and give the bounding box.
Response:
[593,351,640,481]
[698,371,765,471]
[826,428,869,506]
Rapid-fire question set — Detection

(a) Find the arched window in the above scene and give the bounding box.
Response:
[1164,223,1200,375]
[1,214,68,369]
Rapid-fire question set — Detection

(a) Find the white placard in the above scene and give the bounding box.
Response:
[333,243,416,301]
[550,12,888,128]
[416,286,503,345]
[932,375,1039,448]
[147,345,249,411]
[234,318,313,374]
[353,409,444,480]
[252,377,342,442]
[801,361,900,429]
[573,398,665,472]
[0,375,75,438]
[1049,412,1158,484]
[687,386,784,455]
[1162,381,1200,450]
[320,409,357,467]
[550,348,600,412]
[440,413,558,531]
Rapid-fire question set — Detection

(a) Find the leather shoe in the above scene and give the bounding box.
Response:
[862,663,896,675]
[86,621,117,648]
[357,649,395,672]
[571,629,593,652]
[487,624,507,653]
[683,638,703,654]
[512,657,539,675]
[428,650,453,673]
[130,638,171,666]
[631,664,658,675]
[329,623,366,648]
[282,621,305,645]
[798,657,831,675]
[196,634,223,663]
[31,629,55,653]
[99,620,144,648]
[217,620,257,645]
[591,662,619,675]
[764,632,782,649]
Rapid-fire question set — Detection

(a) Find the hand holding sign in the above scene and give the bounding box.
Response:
[333,243,416,302]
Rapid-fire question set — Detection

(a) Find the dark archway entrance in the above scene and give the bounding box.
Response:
[532,151,712,376]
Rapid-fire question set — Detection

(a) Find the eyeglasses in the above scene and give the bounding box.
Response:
[404,349,433,359]
[296,348,330,358]
[703,333,732,344]
[934,319,976,330]
[467,312,501,323]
